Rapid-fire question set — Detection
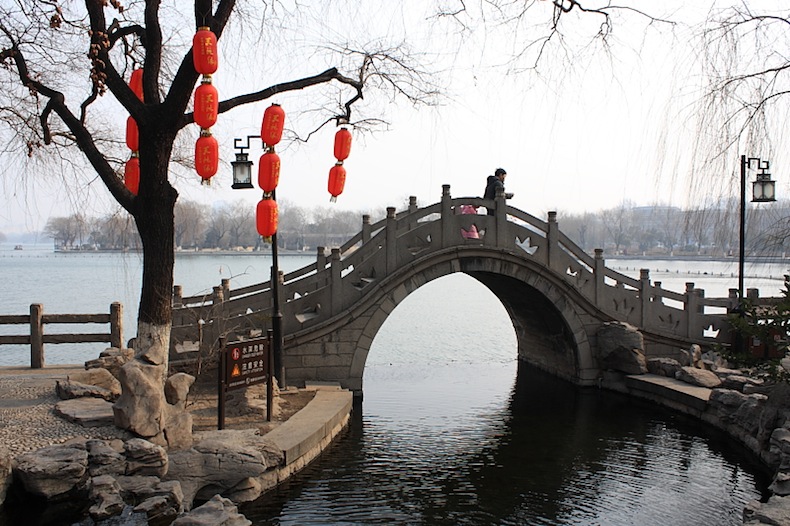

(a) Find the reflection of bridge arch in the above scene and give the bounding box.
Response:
[171,185,766,393]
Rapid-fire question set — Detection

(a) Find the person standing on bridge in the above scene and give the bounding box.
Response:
[484,167,514,216]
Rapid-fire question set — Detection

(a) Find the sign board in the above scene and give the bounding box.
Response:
[225,337,269,391]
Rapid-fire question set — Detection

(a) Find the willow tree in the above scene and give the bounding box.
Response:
[0,0,435,440]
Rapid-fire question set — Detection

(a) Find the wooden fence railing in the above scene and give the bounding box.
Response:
[0,302,124,368]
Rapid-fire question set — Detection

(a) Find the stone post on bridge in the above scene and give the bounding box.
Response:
[441,185,453,248]
[386,207,397,274]
[594,249,605,308]
[547,211,559,271]
[640,269,651,327]
[331,248,342,316]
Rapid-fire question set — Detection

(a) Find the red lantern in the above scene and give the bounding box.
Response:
[328,163,346,202]
[334,127,352,161]
[125,116,139,152]
[193,27,218,75]
[124,157,140,195]
[256,198,279,237]
[261,104,285,147]
[195,133,218,179]
[258,151,281,193]
[194,81,218,129]
[129,68,144,100]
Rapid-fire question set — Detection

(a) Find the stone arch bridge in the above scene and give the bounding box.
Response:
[170,185,762,393]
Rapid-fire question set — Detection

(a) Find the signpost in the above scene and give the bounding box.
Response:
[218,331,274,429]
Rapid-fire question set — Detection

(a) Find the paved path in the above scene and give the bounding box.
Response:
[0,366,131,457]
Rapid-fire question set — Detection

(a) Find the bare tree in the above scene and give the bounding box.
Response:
[0,0,436,438]
[600,201,635,254]
[174,200,208,250]
[225,200,256,248]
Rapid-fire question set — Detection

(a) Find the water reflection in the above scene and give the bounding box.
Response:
[241,362,770,525]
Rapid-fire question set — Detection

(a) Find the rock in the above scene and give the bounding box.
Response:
[135,495,181,526]
[54,397,115,427]
[675,366,722,388]
[770,470,790,497]
[647,357,683,378]
[162,408,194,450]
[116,474,163,501]
[700,349,727,369]
[67,368,122,397]
[86,439,126,477]
[688,344,702,365]
[0,447,11,506]
[56,379,117,402]
[758,383,790,448]
[171,494,251,526]
[114,359,194,448]
[14,444,89,500]
[124,438,168,477]
[166,430,280,507]
[721,375,763,393]
[114,360,167,438]
[131,480,184,526]
[743,495,790,525]
[85,347,135,379]
[166,373,196,410]
[596,322,647,374]
[89,474,126,521]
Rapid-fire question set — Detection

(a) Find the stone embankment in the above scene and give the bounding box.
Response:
[598,321,790,526]
[0,348,352,525]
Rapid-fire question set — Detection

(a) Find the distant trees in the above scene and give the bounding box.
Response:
[38,197,789,257]
[558,199,789,257]
[43,201,374,252]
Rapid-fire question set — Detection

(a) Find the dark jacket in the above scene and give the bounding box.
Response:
[484,175,505,215]
[483,175,504,200]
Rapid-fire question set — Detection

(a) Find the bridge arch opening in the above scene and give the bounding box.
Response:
[367,273,517,368]
[359,265,585,394]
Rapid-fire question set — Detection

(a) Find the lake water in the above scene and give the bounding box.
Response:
[0,244,782,524]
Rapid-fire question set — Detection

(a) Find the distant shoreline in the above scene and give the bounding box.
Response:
[7,244,790,263]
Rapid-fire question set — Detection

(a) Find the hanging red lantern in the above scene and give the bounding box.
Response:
[195,132,218,180]
[193,27,218,75]
[328,163,346,202]
[256,198,279,237]
[129,68,144,100]
[258,151,281,193]
[261,103,285,147]
[334,127,352,161]
[194,80,218,129]
[124,156,140,195]
[125,116,139,152]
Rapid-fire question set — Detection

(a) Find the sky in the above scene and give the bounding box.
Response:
[1,0,788,236]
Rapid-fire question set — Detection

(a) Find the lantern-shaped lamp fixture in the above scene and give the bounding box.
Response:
[125,117,139,152]
[752,161,776,203]
[256,198,279,238]
[258,151,281,194]
[261,104,285,147]
[231,152,254,189]
[195,132,219,181]
[124,156,140,196]
[130,68,144,100]
[328,163,346,202]
[194,80,218,129]
[334,127,352,162]
[193,27,218,75]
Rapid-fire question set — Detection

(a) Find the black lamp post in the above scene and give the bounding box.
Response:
[738,155,776,303]
[231,135,285,388]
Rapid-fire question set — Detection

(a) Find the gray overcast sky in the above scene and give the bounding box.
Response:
[1,0,787,235]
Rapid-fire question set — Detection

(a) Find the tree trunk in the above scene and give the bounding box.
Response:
[113,137,183,444]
